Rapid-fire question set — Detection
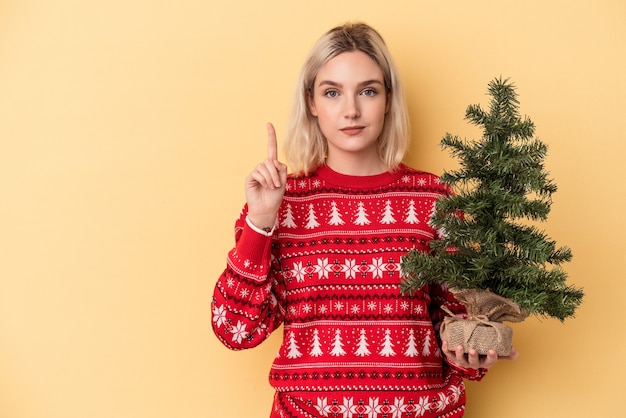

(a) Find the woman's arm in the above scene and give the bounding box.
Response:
[211,209,286,350]
[212,123,288,350]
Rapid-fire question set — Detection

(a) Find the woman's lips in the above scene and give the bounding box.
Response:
[341,126,365,136]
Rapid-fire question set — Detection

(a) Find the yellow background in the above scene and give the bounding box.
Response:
[1,1,624,417]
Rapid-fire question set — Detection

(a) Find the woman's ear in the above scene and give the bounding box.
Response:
[385,91,392,113]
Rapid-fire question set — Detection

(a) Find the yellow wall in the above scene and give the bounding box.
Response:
[1,1,624,417]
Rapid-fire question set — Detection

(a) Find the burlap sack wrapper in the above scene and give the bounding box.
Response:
[440,289,528,356]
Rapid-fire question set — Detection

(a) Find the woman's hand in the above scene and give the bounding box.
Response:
[245,123,288,230]
[441,341,519,370]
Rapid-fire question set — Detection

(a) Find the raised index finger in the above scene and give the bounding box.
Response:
[266,122,278,161]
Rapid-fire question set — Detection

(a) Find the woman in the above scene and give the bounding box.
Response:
[212,22,515,417]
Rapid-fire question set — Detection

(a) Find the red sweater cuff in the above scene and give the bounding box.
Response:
[228,223,274,280]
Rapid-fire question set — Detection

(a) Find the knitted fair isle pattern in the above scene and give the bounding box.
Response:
[212,164,486,418]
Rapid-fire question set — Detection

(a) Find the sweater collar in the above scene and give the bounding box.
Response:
[316,163,405,190]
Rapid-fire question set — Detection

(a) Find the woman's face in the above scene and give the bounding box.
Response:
[308,51,389,169]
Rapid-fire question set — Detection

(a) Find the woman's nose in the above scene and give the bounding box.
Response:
[344,96,360,119]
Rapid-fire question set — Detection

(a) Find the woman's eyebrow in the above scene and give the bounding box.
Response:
[317,79,384,88]
[358,79,384,87]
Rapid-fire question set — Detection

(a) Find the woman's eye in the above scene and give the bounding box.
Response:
[324,90,339,98]
[362,88,377,96]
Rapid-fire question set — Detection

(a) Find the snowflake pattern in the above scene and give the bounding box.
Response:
[255,323,268,335]
[371,257,385,278]
[285,257,399,283]
[313,389,462,418]
[212,304,227,328]
[230,321,248,344]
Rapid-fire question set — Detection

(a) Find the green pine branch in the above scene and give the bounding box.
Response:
[401,77,584,321]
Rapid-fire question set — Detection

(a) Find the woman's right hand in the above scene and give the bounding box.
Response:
[245,123,288,230]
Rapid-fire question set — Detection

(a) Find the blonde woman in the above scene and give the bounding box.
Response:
[212,22,516,417]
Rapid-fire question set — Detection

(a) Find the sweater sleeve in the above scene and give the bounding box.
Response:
[428,282,488,381]
[211,205,286,350]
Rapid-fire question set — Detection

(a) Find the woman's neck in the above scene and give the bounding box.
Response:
[325,153,387,176]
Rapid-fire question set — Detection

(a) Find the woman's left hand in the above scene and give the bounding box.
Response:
[441,341,519,370]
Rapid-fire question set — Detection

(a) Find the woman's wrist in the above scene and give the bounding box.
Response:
[246,216,276,235]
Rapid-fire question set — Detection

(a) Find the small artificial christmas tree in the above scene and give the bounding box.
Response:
[401,77,584,354]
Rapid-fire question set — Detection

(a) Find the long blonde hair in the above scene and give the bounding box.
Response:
[284,22,410,175]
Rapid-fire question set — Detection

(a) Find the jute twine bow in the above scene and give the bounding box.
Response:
[441,305,490,325]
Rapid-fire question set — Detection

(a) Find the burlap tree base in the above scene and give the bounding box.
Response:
[440,289,528,356]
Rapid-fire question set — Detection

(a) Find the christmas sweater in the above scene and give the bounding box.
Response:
[212,164,487,418]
